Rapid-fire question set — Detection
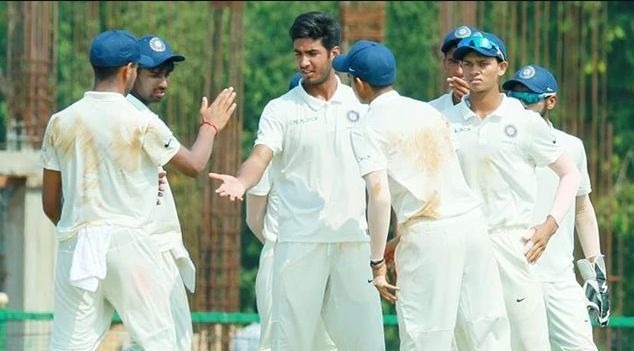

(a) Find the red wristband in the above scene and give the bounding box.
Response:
[200,121,218,135]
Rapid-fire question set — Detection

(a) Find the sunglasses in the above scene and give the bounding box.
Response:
[506,91,554,106]
[458,36,505,60]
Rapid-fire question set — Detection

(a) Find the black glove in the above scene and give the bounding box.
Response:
[576,255,610,327]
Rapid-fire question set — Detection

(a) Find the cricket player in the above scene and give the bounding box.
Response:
[428,25,481,112]
[335,39,512,351]
[245,74,337,351]
[443,32,581,351]
[503,64,610,350]
[209,11,385,351]
[41,29,236,350]
[126,34,195,350]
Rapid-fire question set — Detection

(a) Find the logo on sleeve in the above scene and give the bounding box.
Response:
[164,137,173,148]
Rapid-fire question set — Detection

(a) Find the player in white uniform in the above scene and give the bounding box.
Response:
[245,75,336,351]
[209,11,384,351]
[335,39,511,351]
[40,30,236,351]
[126,34,196,350]
[503,64,610,350]
[443,32,581,351]
[428,25,480,112]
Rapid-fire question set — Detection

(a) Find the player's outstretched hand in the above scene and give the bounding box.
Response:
[208,172,245,201]
[371,262,399,303]
[524,215,558,263]
[200,87,237,133]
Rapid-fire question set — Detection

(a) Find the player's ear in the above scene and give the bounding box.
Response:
[545,94,558,111]
[497,60,508,76]
[330,46,340,58]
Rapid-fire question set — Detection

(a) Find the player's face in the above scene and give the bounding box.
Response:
[443,47,463,79]
[460,52,507,94]
[132,68,171,104]
[293,38,338,87]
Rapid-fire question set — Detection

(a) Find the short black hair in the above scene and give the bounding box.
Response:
[289,11,341,51]
[92,65,124,81]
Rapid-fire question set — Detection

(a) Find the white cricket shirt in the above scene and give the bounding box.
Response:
[247,165,279,243]
[532,126,592,281]
[254,77,368,243]
[428,92,455,114]
[350,91,481,224]
[40,91,181,241]
[443,95,563,231]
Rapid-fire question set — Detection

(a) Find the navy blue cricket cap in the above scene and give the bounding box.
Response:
[453,32,507,61]
[89,29,151,68]
[332,40,396,86]
[502,65,558,94]
[441,25,480,53]
[138,35,185,69]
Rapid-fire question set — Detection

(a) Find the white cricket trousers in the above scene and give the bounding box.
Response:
[50,228,176,350]
[489,228,551,351]
[256,240,336,351]
[271,242,385,351]
[542,276,597,351]
[128,249,194,351]
[396,210,511,351]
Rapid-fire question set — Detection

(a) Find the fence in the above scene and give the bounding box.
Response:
[0,310,631,351]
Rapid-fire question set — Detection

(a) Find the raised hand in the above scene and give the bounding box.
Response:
[200,87,237,133]
[208,172,246,201]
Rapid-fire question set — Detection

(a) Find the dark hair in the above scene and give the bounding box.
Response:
[289,11,341,51]
[92,65,123,81]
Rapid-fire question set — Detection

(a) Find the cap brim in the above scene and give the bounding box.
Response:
[332,54,350,73]
[502,79,541,93]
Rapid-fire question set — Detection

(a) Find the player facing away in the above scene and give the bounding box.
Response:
[209,11,384,351]
[244,74,337,351]
[428,25,481,112]
[503,64,610,350]
[442,32,581,351]
[335,39,511,351]
[126,34,196,350]
[40,29,236,350]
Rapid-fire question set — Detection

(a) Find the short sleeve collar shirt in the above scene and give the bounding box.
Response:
[443,94,562,230]
[253,77,369,243]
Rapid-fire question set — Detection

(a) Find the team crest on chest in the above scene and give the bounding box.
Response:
[504,124,518,138]
[347,110,360,123]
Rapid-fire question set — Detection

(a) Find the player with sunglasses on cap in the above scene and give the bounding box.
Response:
[442,32,581,351]
[504,64,609,351]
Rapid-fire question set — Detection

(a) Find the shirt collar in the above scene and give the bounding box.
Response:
[456,93,520,121]
[369,90,399,110]
[84,91,125,101]
[126,94,151,112]
[299,75,348,111]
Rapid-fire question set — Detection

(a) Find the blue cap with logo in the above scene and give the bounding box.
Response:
[441,25,480,53]
[502,65,558,94]
[138,35,185,69]
[332,40,396,86]
[90,29,151,68]
[453,32,507,61]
